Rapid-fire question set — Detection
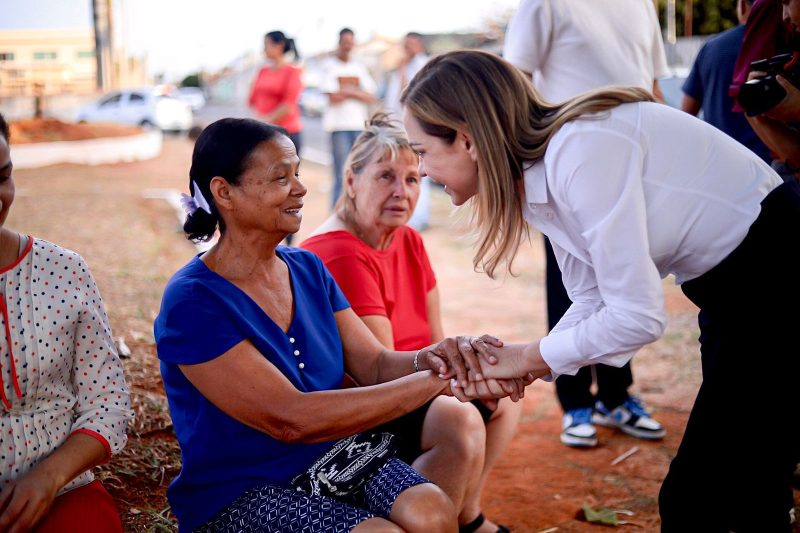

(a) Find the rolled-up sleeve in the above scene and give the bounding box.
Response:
[70,259,132,459]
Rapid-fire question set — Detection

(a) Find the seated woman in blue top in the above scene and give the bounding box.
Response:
[154,118,526,532]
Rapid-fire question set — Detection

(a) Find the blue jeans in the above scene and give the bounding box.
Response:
[330,130,361,209]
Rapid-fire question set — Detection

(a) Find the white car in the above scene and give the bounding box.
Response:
[76,89,193,132]
[299,86,326,117]
[173,87,207,112]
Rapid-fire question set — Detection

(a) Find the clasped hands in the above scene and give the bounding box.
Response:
[418,335,539,406]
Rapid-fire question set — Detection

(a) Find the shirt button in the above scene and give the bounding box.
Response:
[545,211,554,220]
[298,362,305,369]
[289,337,295,343]
[293,350,300,356]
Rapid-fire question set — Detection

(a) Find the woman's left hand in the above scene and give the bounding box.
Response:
[448,375,532,403]
[420,334,504,387]
[0,466,60,533]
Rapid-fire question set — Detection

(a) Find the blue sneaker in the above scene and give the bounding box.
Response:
[561,407,598,448]
[593,396,666,440]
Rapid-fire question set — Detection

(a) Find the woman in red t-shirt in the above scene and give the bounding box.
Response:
[301,113,523,533]
[249,31,303,156]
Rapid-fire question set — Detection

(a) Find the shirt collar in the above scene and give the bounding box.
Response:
[523,159,549,205]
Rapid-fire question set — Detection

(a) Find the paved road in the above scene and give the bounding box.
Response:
[194,103,330,165]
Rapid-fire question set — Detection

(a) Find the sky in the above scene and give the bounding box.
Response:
[3,0,520,80]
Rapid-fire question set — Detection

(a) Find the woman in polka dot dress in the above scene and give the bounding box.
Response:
[0,113,132,532]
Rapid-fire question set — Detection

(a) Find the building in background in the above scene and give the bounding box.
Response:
[0,28,97,97]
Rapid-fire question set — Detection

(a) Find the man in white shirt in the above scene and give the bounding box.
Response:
[503,0,669,449]
[321,28,377,209]
[384,32,432,231]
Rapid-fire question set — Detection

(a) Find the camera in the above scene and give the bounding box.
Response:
[737,52,800,116]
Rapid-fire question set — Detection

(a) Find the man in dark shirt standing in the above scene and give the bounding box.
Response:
[681,0,772,162]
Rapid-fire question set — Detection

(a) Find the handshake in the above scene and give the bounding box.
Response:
[416,335,552,405]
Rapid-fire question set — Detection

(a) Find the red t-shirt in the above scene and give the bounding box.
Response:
[248,64,303,134]
[300,226,437,351]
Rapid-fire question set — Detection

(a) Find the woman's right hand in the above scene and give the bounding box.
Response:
[420,334,504,387]
[470,340,552,381]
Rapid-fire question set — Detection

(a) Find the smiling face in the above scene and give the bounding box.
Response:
[221,135,306,237]
[348,148,420,231]
[0,134,14,228]
[403,109,479,206]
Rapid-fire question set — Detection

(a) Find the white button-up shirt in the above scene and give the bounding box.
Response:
[523,102,781,379]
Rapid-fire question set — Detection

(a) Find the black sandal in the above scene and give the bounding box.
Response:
[459,512,511,533]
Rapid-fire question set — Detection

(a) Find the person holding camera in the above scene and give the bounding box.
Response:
[681,0,773,163]
[734,0,800,177]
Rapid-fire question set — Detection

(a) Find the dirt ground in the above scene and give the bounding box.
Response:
[10,137,799,532]
[10,118,142,143]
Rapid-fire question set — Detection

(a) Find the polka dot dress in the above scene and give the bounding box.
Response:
[0,238,132,493]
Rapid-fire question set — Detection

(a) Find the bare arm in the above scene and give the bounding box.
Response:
[427,287,444,343]
[681,94,701,116]
[327,88,377,105]
[746,114,800,170]
[0,434,107,532]
[652,80,665,104]
[179,333,448,445]
[263,103,291,123]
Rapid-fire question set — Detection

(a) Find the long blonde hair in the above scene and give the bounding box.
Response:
[401,50,653,278]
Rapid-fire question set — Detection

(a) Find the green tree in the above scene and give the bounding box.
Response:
[180,73,202,88]
[657,0,740,36]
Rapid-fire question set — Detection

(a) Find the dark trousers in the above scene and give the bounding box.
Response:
[659,180,800,532]
[545,237,633,411]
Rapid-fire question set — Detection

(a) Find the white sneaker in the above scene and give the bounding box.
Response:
[561,407,598,448]
[593,397,666,440]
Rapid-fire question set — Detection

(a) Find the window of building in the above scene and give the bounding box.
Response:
[77,50,95,59]
[33,51,57,60]
[0,53,14,61]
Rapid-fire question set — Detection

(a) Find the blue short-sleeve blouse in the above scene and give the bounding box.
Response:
[154,247,350,531]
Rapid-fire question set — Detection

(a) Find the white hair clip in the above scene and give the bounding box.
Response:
[181,181,213,216]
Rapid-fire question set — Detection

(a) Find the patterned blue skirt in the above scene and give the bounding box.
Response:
[196,458,429,532]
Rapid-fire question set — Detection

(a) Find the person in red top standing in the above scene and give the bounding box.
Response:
[249,30,303,245]
[301,113,522,533]
[249,31,303,156]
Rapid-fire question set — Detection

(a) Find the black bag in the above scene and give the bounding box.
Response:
[290,432,397,498]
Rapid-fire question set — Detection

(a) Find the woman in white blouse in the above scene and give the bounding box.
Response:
[0,113,131,531]
[400,51,799,532]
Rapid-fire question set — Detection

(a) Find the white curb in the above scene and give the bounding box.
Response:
[11,130,163,169]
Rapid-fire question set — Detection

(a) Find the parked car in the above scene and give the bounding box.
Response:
[173,86,207,111]
[76,89,193,132]
[299,86,326,117]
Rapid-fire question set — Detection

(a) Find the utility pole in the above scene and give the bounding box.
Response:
[684,0,694,37]
[91,0,113,91]
[92,0,103,90]
[666,0,677,44]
